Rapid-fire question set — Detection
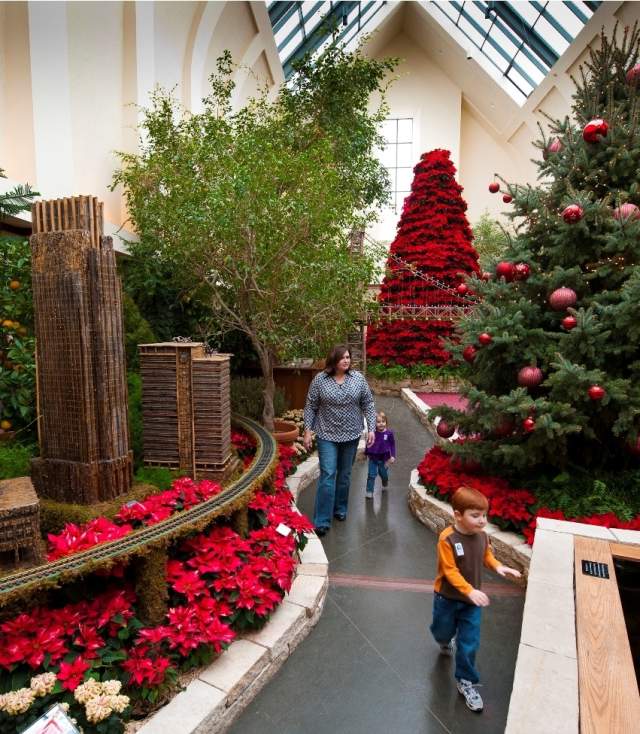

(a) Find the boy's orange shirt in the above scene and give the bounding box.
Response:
[434,525,500,602]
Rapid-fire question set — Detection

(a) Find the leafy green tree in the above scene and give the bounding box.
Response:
[435,25,640,483]
[114,46,395,428]
[0,169,38,435]
[472,210,510,270]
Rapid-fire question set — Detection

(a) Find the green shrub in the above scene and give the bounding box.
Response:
[133,466,176,490]
[230,377,288,422]
[367,361,468,383]
[471,210,511,269]
[122,293,156,370]
[0,236,36,435]
[0,442,36,479]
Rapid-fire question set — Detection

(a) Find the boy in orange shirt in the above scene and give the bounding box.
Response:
[430,486,521,712]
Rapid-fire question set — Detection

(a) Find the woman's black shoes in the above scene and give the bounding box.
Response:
[333,512,347,521]
[315,526,329,537]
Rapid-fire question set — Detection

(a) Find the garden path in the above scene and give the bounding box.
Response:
[229,396,524,734]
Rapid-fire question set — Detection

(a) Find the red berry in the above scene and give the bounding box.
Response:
[478,332,492,346]
[502,194,513,204]
[588,385,605,401]
[489,182,500,193]
[561,315,577,330]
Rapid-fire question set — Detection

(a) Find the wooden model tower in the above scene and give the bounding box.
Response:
[139,343,232,479]
[30,196,133,504]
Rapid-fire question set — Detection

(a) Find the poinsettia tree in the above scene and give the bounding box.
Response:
[434,24,640,483]
[366,149,479,366]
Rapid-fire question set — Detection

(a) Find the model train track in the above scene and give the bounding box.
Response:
[0,415,277,604]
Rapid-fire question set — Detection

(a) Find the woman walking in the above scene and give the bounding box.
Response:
[303,345,376,537]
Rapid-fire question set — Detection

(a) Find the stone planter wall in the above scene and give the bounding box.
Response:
[367,376,464,397]
[408,469,531,585]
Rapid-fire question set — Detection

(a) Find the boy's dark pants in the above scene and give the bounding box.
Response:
[430,592,481,683]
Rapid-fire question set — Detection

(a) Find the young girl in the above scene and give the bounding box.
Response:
[364,411,396,498]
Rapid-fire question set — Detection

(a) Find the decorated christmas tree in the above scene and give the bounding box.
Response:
[436,25,640,481]
[366,149,479,366]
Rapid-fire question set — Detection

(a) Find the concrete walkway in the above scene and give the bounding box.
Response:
[229,396,524,734]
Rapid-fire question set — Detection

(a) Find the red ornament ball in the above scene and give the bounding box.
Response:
[518,366,543,388]
[502,194,513,204]
[549,287,577,311]
[514,263,530,281]
[493,417,514,438]
[488,182,500,193]
[613,203,640,221]
[481,271,492,281]
[436,420,456,439]
[462,345,477,363]
[544,137,563,158]
[456,283,469,296]
[582,118,609,143]
[561,315,577,331]
[588,385,605,401]
[478,332,492,346]
[522,417,536,433]
[495,261,515,281]
[562,204,584,223]
[626,63,640,84]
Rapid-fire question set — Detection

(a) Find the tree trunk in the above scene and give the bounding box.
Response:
[257,347,276,431]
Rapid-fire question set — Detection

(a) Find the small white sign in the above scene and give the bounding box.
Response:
[454,542,465,557]
[21,704,80,734]
[275,523,292,536]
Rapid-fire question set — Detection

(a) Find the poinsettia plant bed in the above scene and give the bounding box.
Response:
[1,433,314,732]
[418,446,640,545]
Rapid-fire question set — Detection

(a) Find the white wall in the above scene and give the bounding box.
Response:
[0,0,283,244]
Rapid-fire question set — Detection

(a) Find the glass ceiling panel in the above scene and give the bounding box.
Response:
[267,1,601,103]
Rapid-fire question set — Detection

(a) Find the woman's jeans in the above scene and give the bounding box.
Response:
[430,592,482,683]
[313,437,360,529]
[366,458,389,492]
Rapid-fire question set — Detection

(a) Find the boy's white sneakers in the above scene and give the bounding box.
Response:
[365,491,374,499]
[456,679,484,712]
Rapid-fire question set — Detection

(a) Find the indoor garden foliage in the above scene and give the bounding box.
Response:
[114,45,397,429]
[427,25,640,525]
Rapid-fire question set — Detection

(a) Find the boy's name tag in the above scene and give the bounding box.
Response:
[276,523,292,537]
[454,542,465,556]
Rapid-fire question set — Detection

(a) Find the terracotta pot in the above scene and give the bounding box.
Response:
[272,420,300,444]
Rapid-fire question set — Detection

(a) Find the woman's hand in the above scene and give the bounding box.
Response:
[366,431,375,447]
[303,429,313,451]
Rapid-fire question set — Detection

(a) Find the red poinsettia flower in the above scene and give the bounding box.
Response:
[57,657,90,691]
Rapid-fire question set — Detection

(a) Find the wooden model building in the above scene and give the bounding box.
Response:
[139,343,232,479]
[29,196,133,504]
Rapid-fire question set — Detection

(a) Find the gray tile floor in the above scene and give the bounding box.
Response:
[230,396,524,734]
